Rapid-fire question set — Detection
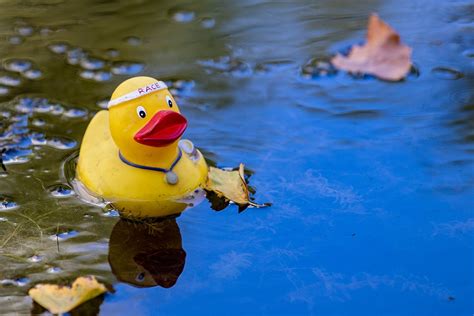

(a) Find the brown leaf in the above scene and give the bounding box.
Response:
[28,276,108,314]
[331,14,412,81]
[205,164,269,210]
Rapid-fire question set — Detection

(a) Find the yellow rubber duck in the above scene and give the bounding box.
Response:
[76,76,208,218]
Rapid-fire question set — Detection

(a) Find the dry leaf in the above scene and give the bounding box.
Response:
[205,164,269,211]
[28,276,107,314]
[331,14,412,81]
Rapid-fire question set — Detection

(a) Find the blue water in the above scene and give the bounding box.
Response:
[0,0,473,315]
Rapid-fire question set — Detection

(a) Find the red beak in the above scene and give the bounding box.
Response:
[134,110,187,147]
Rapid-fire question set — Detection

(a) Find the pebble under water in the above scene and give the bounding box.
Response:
[0,0,473,315]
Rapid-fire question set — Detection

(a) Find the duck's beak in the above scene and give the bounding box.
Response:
[134,110,187,147]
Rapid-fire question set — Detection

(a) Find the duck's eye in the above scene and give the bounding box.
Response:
[136,106,146,118]
[166,96,173,108]
[135,272,145,282]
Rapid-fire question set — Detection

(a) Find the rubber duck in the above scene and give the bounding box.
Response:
[76,76,208,218]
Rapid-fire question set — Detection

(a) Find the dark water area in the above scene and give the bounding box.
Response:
[0,0,473,315]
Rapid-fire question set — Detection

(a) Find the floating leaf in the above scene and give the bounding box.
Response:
[331,14,412,81]
[205,164,270,212]
[28,276,108,314]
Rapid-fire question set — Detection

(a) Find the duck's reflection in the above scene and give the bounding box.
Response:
[108,218,186,288]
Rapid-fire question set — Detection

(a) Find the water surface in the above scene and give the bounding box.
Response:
[0,0,473,315]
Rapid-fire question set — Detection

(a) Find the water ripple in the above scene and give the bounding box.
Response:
[168,8,196,23]
[3,59,32,73]
[432,67,464,80]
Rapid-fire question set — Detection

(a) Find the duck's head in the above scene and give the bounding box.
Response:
[108,76,186,163]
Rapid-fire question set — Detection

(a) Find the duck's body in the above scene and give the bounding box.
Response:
[75,77,208,218]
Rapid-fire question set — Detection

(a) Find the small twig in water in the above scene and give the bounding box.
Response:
[15,212,44,245]
[0,223,22,249]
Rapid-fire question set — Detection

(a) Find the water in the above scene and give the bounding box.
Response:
[0,0,473,315]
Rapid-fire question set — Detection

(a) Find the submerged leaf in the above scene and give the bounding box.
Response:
[28,276,107,314]
[331,14,412,81]
[205,164,269,211]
